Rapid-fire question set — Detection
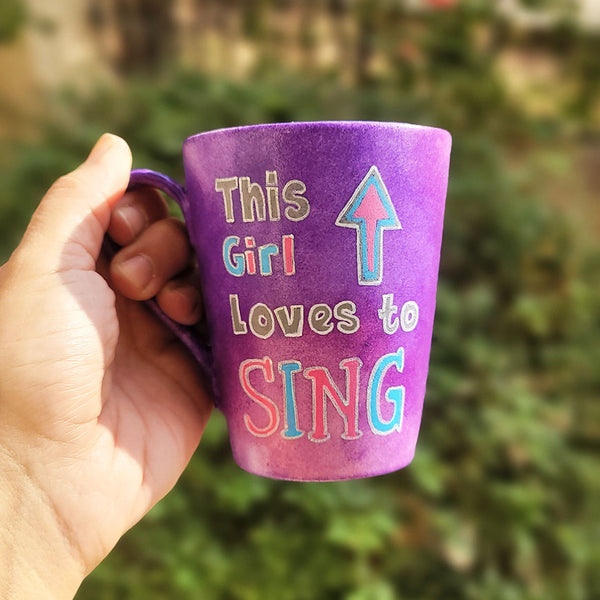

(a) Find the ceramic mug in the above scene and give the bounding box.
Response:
[125,121,451,481]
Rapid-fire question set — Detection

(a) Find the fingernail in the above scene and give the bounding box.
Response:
[116,205,147,239]
[178,284,202,313]
[117,254,154,290]
[171,284,203,325]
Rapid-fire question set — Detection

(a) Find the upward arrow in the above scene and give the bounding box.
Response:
[335,166,401,286]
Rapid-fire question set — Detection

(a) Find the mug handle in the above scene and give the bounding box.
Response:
[103,168,217,401]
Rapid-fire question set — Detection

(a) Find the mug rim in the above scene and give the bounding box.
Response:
[184,120,451,146]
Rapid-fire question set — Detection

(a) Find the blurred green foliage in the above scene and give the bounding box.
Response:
[0,3,599,599]
[0,0,25,42]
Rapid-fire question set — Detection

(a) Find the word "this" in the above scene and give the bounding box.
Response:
[215,171,310,223]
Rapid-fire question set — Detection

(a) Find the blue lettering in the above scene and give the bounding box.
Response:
[278,361,303,438]
[367,348,405,435]
[223,235,245,276]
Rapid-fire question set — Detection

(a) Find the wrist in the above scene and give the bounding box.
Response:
[0,444,85,600]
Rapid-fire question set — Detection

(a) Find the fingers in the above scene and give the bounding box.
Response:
[110,217,191,300]
[108,194,203,325]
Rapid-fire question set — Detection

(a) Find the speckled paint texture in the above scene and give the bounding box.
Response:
[129,122,451,481]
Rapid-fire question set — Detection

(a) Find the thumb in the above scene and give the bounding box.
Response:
[17,134,132,273]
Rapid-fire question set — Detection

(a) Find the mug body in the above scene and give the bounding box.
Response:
[181,121,451,481]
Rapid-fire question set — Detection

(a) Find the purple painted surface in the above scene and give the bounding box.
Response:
[132,121,451,481]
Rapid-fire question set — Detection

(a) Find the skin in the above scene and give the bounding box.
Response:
[0,134,212,599]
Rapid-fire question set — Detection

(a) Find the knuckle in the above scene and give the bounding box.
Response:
[51,172,85,196]
[50,170,106,208]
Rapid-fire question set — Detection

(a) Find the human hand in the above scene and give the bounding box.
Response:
[0,134,212,599]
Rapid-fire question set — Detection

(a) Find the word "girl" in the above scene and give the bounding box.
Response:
[223,235,295,277]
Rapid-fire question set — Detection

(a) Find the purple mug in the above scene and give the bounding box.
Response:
[127,121,451,481]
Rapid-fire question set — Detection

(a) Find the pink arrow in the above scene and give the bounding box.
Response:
[335,166,402,285]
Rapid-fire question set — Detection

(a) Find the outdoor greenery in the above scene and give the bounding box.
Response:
[0,2,598,599]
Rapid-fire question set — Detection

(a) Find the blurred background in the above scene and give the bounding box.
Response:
[1,0,599,598]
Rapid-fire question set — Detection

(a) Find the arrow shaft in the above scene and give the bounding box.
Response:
[365,220,378,273]
[358,221,381,279]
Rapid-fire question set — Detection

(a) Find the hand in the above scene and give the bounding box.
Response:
[0,134,212,599]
